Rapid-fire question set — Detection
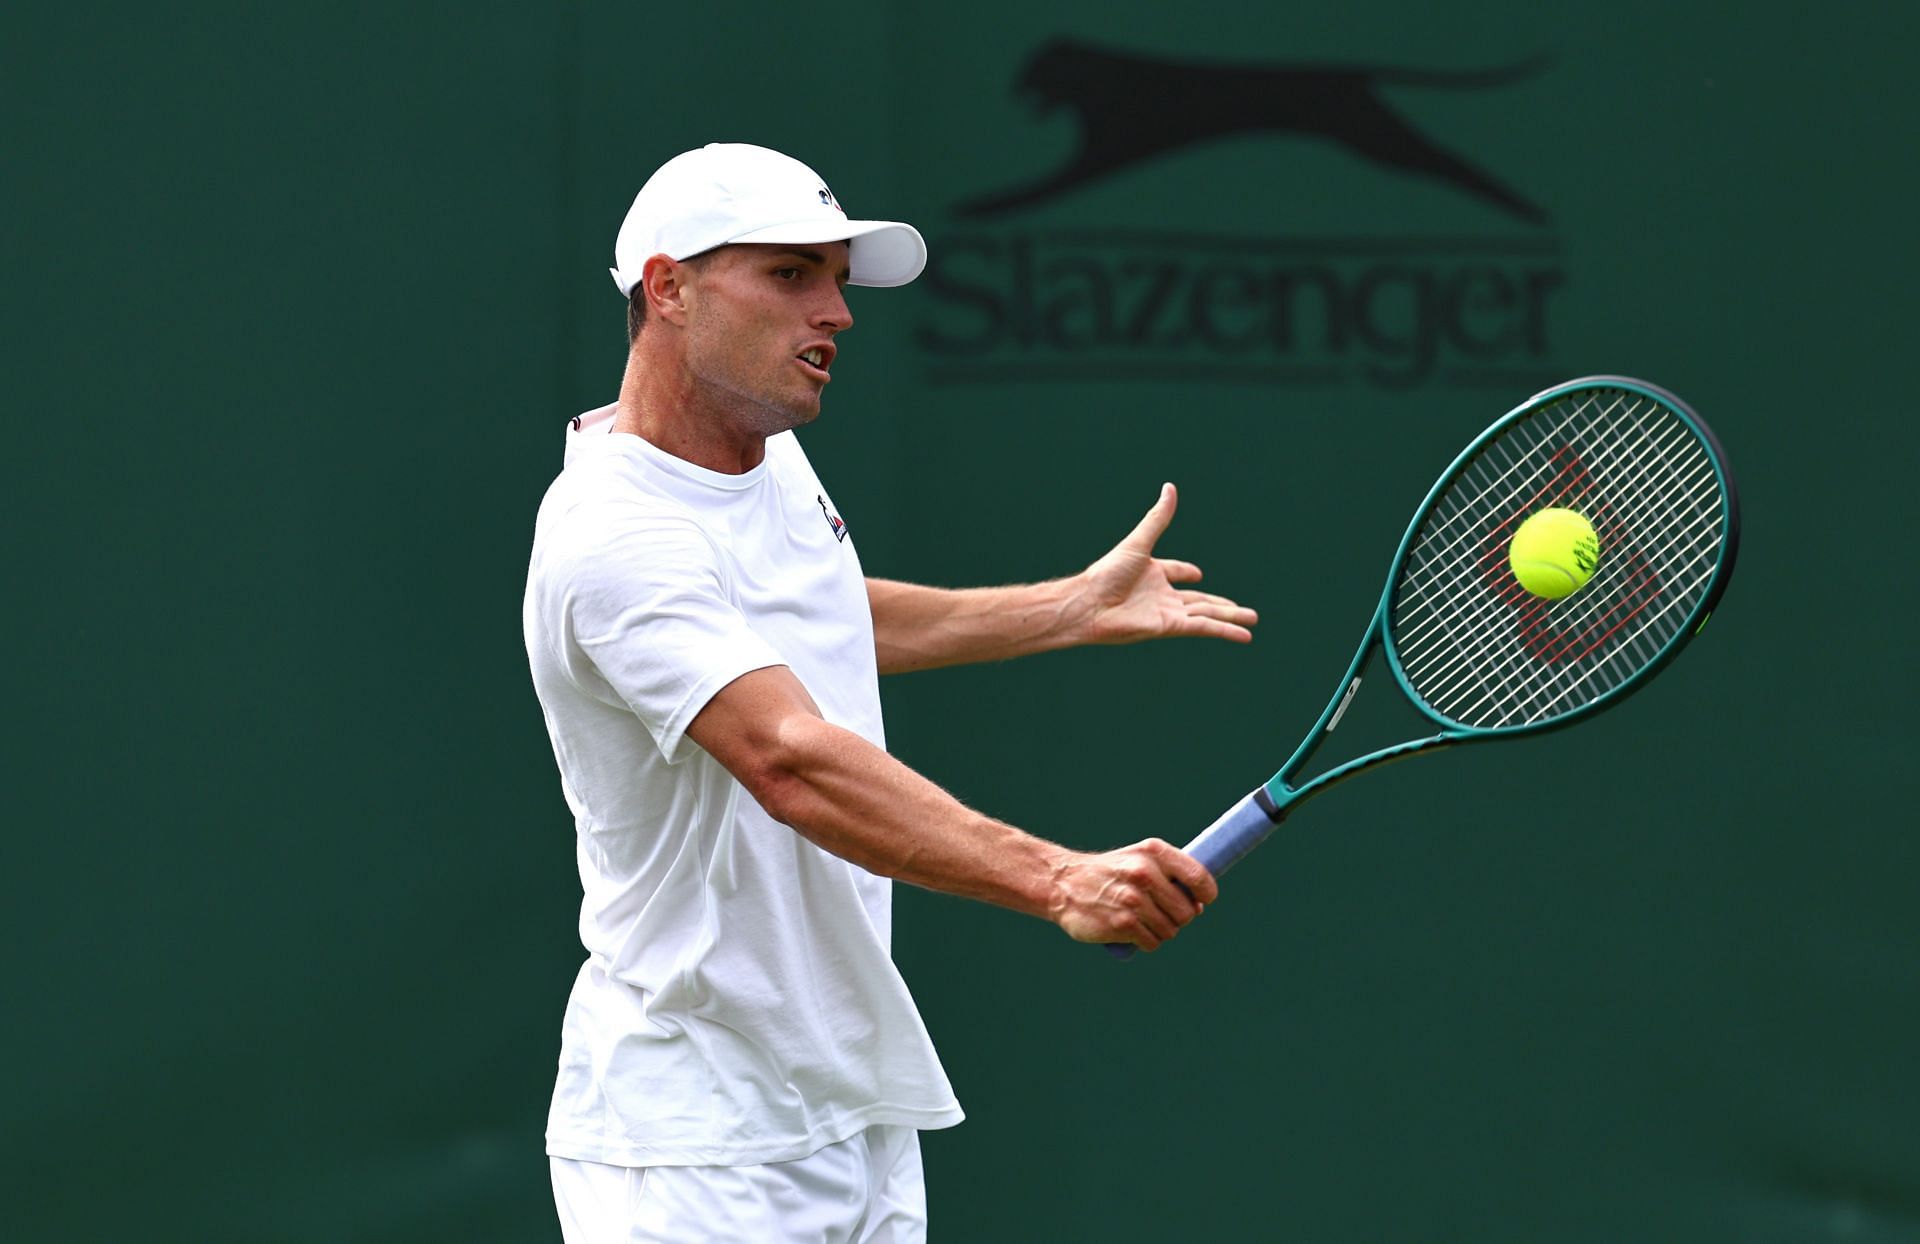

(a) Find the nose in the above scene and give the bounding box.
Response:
[814,283,853,334]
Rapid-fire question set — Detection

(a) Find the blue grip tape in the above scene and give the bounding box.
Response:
[1184,788,1285,878]
[1104,787,1284,961]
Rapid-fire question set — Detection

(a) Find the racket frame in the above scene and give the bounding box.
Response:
[1186,375,1740,880]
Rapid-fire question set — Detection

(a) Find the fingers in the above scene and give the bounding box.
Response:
[1177,591,1259,624]
[1133,849,1199,925]
[1161,840,1220,906]
[1162,566,1258,617]
[1120,482,1179,553]
[1126,838,1218,912]
[1067,839,1218,952]
[1165,590,1259,642]
[1175,587,1245,609]
[1182,619,1255,643]
[1160,559,1204,583]
[1127,899,1180,951]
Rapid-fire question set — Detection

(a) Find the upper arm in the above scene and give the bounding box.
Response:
[552,510,785,760]
[684,665,829,812]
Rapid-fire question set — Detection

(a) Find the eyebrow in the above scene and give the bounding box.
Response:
[769,248,852,281]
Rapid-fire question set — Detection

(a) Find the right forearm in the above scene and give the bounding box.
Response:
[686,665,1214,949]
[754,714,1067,919]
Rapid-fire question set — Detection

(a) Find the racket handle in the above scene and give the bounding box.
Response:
[1105,788,1286,960]
[1183,786,1287,878]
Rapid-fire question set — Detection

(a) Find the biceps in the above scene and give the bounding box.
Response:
[683,665,825,800]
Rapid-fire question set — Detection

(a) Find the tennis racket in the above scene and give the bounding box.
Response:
[1112,375,1740,958]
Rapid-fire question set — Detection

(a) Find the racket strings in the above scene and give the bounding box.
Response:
[1396,413,1664,719]
[1404,395,1719,722]
[1402,409,1707,689]
[1401,445,1688,723]
[1393,393,1631,581]
[1421,468,1716,725]
[1401,393,1722,724]
[1388,388,1728,729]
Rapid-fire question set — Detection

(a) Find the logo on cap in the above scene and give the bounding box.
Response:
[818,185,845,214]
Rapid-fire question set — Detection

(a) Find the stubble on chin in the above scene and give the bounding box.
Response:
[688,365,820,439]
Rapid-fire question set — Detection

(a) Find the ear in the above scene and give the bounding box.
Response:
[641,253,695,326]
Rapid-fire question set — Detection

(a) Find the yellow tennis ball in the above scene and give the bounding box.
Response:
[1509,508,1601,599]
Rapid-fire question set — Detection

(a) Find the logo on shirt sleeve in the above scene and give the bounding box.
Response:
[816,494,849,542]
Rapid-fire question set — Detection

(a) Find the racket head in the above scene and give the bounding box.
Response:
[1379,376,1740,736]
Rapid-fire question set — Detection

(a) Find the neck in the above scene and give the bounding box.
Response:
[611,344,772,475]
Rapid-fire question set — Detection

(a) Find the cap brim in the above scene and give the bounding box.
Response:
[726,219,927,287]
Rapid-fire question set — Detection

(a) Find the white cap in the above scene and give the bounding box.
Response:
[610,143,926,296]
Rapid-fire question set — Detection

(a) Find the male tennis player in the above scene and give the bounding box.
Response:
[523,142,1256,1242]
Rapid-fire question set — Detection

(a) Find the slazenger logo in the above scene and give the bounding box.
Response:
[957,39,1548,223]
[915,38,1567,390]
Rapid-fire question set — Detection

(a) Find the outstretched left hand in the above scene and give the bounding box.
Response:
[1078,483,1259,645]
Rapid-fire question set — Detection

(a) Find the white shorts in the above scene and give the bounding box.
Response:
[550,1125,927,1243]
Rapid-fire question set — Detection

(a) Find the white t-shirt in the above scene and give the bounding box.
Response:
[523,404,963,1168]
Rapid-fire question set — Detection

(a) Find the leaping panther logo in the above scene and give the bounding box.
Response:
[958,39,1549,224]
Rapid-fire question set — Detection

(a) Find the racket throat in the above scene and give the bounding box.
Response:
[1327,676,1362,732]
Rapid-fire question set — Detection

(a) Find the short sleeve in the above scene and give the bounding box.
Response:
[560,511,785,763]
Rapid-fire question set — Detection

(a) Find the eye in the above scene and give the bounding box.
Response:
[773,267,802,280]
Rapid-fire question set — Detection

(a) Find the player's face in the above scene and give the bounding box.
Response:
[680,242,854,435]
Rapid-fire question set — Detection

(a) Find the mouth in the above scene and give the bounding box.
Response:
[796,344,835,381]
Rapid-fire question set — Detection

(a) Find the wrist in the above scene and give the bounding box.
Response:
[1039,843,1086,926]
[1046,571,1100,651]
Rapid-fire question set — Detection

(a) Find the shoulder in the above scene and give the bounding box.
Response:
[541,438,699,527]
[534,453,719,580]
[765,430,826,490]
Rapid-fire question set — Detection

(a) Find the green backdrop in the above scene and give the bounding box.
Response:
[9,3,1917,1240]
